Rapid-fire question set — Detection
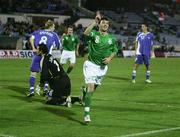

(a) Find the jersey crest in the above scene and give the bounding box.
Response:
[108,39,112,45]
[65,37,68,40]
[140,35,145,39]
[72,37,75,41]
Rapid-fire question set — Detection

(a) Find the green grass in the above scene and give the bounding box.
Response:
[0,58,180,137]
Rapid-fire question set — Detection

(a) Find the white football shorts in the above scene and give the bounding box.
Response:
[83,60,108,85]
[60,50,76,64]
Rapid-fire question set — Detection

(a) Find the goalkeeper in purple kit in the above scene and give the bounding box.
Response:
[131,23,154,83]
[27,20,61,97]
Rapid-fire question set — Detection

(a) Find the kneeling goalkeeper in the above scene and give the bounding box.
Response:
[38,43,81,106]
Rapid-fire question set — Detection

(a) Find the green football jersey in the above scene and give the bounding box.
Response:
[62,34,79,51]
[87,30,118,66]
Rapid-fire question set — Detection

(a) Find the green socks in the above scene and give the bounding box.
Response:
[66,66,73,74]
[84,92,93,116]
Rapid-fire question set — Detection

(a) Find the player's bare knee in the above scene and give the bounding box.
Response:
[87,84,95,92]
[30,72,37,78]
[69,64,75,68]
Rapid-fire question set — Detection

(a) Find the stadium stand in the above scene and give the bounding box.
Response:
[0,0,179,54]
[0,0,72,15]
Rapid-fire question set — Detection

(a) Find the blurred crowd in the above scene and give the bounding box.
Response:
[0,0,72,15]
[0,0,179,54]
[0,18,178,54]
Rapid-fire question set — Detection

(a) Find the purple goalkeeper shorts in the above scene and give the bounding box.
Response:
[30,54,41,72]
[135,54,150,65]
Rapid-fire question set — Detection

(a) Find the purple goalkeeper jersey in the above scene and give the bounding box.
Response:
[136,32,154,57]
[31,29,61,54]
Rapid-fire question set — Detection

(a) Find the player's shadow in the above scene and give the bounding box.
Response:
[106,75,130,81]
[5,85,27,95]
[0,79,26,83]
[5,85,44,103]
[41,106,84,125]
[93,105,163,113]
[9,95,44,103]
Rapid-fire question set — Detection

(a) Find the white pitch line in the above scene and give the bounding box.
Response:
[0,134,15,137]
[115,127,180,137]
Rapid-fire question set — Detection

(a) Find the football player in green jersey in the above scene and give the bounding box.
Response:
[60,26,80,74]
[82,13,118,124]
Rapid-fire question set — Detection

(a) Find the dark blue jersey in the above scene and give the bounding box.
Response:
[30,30,61,54]
[136,32,154,57]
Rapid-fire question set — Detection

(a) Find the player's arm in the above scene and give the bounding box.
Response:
[29,36,37,52]
[151,46,155,58]
[134,32,140,53]
[61,33,66,45]
[103,52,116,65]
[54,33,61,50]
[151,45,160,58]
[84,21,97,36]
[59,34,66,52]
[76,43,80,56]
[134,41,138,52]
[84,14,101,35]
[103,38,118,64]
[150,34,157,58]
[75,36,80,56]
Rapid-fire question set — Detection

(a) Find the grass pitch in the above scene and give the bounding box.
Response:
[0,57,180,137]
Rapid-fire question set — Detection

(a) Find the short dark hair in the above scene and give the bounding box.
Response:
[38,44,48,54]
[68,25,73,29]
[100,17,109,22]
[142,22,148,27]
